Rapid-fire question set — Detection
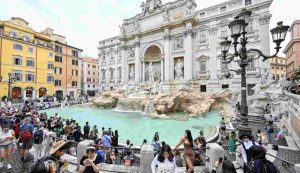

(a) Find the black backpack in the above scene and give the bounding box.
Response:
[33,130,44,144]
[30,155,59,173]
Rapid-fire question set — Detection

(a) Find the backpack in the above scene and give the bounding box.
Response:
[21,125,32,140]
[30,155,59,173]
[33,130,44,144]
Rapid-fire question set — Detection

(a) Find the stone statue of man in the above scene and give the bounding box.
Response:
[145,62,155,82]
[129,65,135,80]
[175,59,184,78]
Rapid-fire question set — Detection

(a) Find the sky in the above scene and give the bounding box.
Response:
[0,0,298,57]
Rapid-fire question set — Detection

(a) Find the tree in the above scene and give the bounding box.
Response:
[292,67,300,81]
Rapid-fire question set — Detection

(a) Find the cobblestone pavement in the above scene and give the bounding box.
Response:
[0,149,34,173]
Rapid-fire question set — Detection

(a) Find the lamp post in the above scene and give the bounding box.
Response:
[0,73,17,100]
[220,9,289,138]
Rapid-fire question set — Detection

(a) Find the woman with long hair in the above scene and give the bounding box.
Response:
[151,145,176,173]
[154,132,160,141]
[228,130,237,154]
[173,130,194,173]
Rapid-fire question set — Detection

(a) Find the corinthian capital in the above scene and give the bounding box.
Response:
[259,14,271,25]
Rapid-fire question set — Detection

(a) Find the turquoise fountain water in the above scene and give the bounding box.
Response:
[43,105,221,146]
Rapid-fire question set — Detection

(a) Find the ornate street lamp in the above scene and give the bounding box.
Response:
[0,72,17,100]
[220,9,289,138]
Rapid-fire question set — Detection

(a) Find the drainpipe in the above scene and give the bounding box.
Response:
[35,44,38,99]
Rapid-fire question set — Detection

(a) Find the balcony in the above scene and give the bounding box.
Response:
[196,71,210,80]
[246,67,260,77]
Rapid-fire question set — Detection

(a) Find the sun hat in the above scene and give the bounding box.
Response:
[49,140,69,155]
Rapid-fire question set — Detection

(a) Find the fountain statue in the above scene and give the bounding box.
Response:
[175,59,184,79]
[145,62,155,83]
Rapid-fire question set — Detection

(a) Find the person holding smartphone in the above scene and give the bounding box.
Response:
[0,125,15,170]
[79,146,101,173]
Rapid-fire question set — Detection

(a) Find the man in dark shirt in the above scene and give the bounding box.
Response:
[73,127,82,142]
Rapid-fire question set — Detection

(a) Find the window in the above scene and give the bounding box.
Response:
[55,80,61,86]
[88,84,90,88]
[88,71,90,75]
[87,78,91,82]
[93,79,95,82]
[26,58,34,67]
[13,44,23,50]
[245,0,252,6]
[13,71,22,81]
[246,20,253,33]
[25,73,34,82]
[200,85,206,92]
[55,56,63,63]
[48,62,54,70]
[10,31,17,38]
[93,72,96,76]
[23,35,30,42]
[13,55,22,65]
[118,68,122,80]
[72,81,78,87]
[102,71,106,79]
[92,65,96,68]
[55,45,62,53]
[199,30,206,43]
[28,47,34,53]
[248,60,255,71]
[47,75,54,83]
[93,85,95,88]
[220,6,226,12]
[220,26,228,38]
[49,52,53,57]
[55,67,62,74]
[200,60,206,72]
[88,64,90,68]
[72,59,78,66]
[72,50,78,57]
[222,85,229,89]
[110,70,114,79]
[72,70,78,76]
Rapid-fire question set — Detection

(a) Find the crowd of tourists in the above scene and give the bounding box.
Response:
[0,101,287,173]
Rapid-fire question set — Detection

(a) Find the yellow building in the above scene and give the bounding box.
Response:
[0,17,55,101]
[270,56,287,80]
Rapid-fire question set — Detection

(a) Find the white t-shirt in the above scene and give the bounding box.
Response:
[0,129,14,145]
[151,155,176,173]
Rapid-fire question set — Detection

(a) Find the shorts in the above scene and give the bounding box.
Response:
[22,139,33,150]
[0,142,13,149]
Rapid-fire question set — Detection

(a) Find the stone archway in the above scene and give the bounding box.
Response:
[142,44,164,82]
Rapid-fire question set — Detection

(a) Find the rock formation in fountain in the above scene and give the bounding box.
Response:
[92,86,234,118]
[92,91,126,108]
[247,71,293,116]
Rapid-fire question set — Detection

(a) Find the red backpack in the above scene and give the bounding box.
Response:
[21,125,32,140]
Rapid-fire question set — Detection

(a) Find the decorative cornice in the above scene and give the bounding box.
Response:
[164,34,171,40]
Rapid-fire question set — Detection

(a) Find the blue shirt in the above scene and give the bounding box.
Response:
[101,135,111,147]
[151,141,161,151]
[19,123,34,133]
[96,150,105,163]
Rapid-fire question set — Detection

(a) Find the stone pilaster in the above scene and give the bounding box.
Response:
[184,22,193,80]
[114,49,118,84]
[208,27,218,81]
[258,14,271,73]
[134,37,140,83]
[164,28,171,81]
[106,49,110,85]
[120,42,127,83]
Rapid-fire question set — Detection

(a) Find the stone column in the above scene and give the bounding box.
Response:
[140,144,154,173]
[164,29,171,81]
[121,42,126,83]
[184,22,193,80]
[142,62,145,82]
[77,140,95,170]
[134,37,140,83]
[114,49,118,84]
[259,14,271,73]
[106,49,111,85]
[161,59,164,81]
[206,143,224,172]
